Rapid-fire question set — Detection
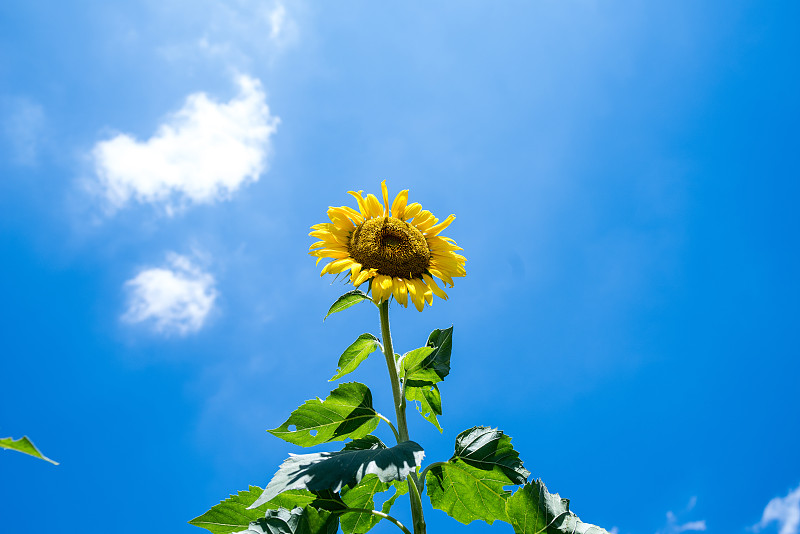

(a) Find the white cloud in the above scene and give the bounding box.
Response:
[123,253,218,335]
[754,484,800,534]
[1,95,46,166]
[92,75,279,215]
[154,0,298,65]
[268,3,287,40]
[657,500,707,534]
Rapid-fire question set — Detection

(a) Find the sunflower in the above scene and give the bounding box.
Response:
[309,181,466,311]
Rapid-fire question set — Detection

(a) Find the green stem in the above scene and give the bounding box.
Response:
[376,413,401,443]
[417,462,447,492]
[378,300,426,534]
[341,508,412,534]
[378,300,409,442]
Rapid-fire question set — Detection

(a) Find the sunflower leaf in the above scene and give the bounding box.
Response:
[452,426,530,484]
[419,326,453,381]
[399,347,434,376]
[250,441,425,509]
[0,435,58,465]
[506,479,612,534]
[340,477,409,534]
[330,334,381,381]
[405,382,443,432]
[426,459,511,525]
[189,488,342,534]
[380,481,409,515]
[189,486,270,533]
[245,507,337,534]
[269,382,380,447]
[324,290,372,320]
[402,326,453,384]
[340,474,391,534]
[425,426,529,525]
[343,435,386,451]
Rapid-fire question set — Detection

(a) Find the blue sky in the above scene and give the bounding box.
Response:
[2,2,799,533]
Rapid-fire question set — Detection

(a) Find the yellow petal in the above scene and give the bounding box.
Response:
[418,279,434,305]
[411,281,427,311]
[403,203,422,221]
[327,207,356,230]
[427,236,462,252]
[310,249,350,259]
[405,280,423,311]
[422,274,449,300]
[365,194,383,219]
[428,267,454,287]
[392,277,408,307]
[321,258,355,275]
[371,274,389,303]
[340,205,364,224]
[348,190,369,218]
[425,214,455,236]
[412,210,436,231]
[390,190,408,219]
[381,180,390,217]
[353,269,373,286]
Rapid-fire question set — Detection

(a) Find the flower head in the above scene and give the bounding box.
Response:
[310,181,466,310]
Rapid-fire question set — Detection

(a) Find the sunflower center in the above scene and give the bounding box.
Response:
[349,217,430,278]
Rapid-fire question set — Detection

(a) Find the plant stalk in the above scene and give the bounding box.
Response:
[378,300,426,534]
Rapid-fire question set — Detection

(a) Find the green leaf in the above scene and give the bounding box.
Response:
[330,334,381,381]
[250,441,425,509]
[0,435,58,465]
[380,481,408,515]
[426,459,512,525]
[246,507,337,534]
[269,382,381,447]
[425,426,529,525]
[340,474,391,534]
[405,382,442,432]
[506,479,611,534]
[189,486,271,533]
[417,326,453,381]
[302,507,339,534]
[245,508,308,534]
[399,347,434,376]
[324,290,371,320]
[343,435,385,451]
[453,426,530,485]
[339,433,406,532]
[189,488,340,534]
[399,327,453,384]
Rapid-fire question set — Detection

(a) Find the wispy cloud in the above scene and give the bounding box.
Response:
[657,498,707,534]
[154,0,298,66]
[754,483,800,534]
[91,75,278,215]
[1,95,46,166]
[122,253,218,335]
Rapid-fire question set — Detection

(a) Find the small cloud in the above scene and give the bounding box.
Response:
[753,483,800,534]
[91,75,279,215]
[1,95,46,166]
[678,521,707,532]
[657,500,707,534]
[154,0,298,66]
[122,253,218,335]
[268,3,287,40]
